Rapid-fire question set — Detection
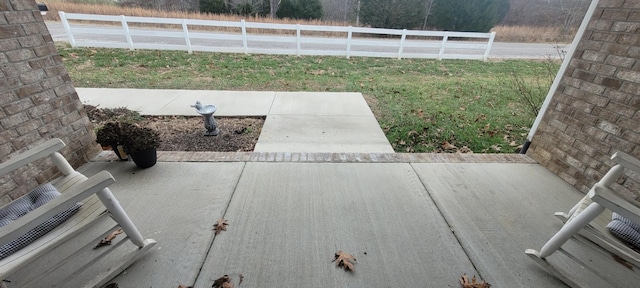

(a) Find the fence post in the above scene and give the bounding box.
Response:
[58,12,77,47]
[438,32,449,60]
[182,19,192,54]
[241,19,248,54]
[296,24,301,56]
[483,32,496,61]
[346,26,352,59]
[398,29,407,60]
[120,15,134,51]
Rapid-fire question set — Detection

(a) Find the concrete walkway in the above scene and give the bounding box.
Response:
[77,88,394,153]
[19,88,633,287]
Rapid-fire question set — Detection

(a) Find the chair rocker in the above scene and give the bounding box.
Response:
[0,138,156,287]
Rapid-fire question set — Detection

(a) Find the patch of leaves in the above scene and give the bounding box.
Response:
[332,250,356,272]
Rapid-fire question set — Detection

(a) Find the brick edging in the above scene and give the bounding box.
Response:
[91,151,537,164]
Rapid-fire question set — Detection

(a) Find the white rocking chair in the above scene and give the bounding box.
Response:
[526,151,640,287]
[0,138,156,287]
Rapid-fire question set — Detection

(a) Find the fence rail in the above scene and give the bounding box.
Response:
[59,12,496,61]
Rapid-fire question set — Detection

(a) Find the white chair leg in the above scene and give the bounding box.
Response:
[96,188,145,247]
[539,202,605,258]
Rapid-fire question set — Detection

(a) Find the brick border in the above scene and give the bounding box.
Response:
[93,151,537,164]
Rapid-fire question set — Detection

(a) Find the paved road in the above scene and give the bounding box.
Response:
[46,22,569,59]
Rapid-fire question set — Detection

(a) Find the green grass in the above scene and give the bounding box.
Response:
[58,43,558,153]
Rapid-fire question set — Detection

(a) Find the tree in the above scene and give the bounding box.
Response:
[276,0,324,20]
[428,0,509,32]
[360,0,425,29]
[200,0,230,14]
[270,0,281,18]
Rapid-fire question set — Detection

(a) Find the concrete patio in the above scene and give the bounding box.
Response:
[62,154,629,288]
[10,89,637,287]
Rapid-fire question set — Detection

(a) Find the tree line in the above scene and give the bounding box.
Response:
[118,0,590,33]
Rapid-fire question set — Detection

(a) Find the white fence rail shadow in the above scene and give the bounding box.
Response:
[59,12,496,61]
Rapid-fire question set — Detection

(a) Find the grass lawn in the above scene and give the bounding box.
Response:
[58,43,559,153]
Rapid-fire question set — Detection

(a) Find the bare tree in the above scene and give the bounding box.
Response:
[269,0,281,18]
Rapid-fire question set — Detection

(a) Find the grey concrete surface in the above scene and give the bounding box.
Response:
[195,162,477,287]
[57,160,608,288]
[254,115,394,153]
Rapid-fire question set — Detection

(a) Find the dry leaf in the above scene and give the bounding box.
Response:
[332,250,356,271]
[612,254,633,270]
[212,275,233,288]
[214,219,229,235]
[459,273,491,288]
[95,228,123,248]
[441,141,457,150]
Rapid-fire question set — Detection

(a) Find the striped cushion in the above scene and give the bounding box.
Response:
[0,183,81,259]
[607,212,640,249]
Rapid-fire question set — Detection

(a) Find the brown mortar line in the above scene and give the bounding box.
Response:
[92,151,538,164]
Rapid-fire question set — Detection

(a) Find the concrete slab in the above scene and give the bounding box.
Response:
[76,88,181,115]
[195,162,478,287]
[75,162,246,287]
[269,92,374,116]
[77,88,276,116]
[411,163,586,287]
[159,90,276,116]
[254,115,394,153]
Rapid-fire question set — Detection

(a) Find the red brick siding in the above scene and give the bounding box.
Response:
[0,0,100,205]
[529,0,640,198]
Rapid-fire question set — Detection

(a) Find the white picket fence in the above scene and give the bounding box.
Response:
[59,12,496,60]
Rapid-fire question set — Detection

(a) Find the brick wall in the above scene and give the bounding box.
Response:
[528,0,640,198]
[0,0,100,205]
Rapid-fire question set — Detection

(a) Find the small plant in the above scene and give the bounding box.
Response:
[121,124,161,154]
[95,122,125,148]
[95,122,160,153]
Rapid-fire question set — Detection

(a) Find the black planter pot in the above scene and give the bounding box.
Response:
[129,148,157,169]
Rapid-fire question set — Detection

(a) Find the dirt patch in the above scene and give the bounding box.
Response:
[86,105,264,152]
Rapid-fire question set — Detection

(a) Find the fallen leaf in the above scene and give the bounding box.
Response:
[178,285,192,288]
[458,146,473,154]
[441,141,457,150]
[612,254,633,270]
[459,273,491,288]
[332,250,356,271]
[212,275,233,288]
[214,219,229,235]
[95,228,123,248]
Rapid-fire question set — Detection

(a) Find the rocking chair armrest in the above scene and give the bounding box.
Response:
[0,171,115,247]
[0,139,65,177]
[612,151,640,174]
[590,183,640,225]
